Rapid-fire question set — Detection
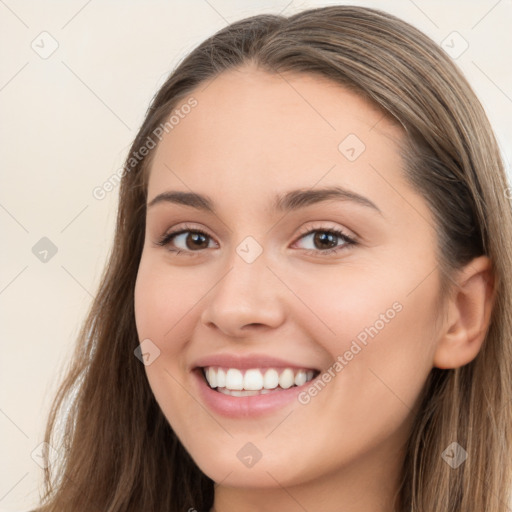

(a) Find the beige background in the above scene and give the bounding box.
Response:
[1,1,511,510]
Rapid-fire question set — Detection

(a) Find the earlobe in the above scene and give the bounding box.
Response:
[433,255,495,370]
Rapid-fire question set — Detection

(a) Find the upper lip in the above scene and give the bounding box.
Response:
[192,353,320,371]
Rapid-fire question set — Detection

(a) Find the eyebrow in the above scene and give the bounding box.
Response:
[147,186,382,215]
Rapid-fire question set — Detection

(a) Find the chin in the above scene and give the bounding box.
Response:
[188,445,314,489]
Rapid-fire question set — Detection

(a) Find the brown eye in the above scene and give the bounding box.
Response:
[183,231,210,250]
[156,228,216,254]
[312,231,339,250]
[294,227,356,255]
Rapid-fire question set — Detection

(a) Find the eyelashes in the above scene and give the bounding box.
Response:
[156,226,214,255]
[294,226,356,255]
[155,223,357,257]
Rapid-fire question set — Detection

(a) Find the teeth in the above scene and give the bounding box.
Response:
[225,368,243,390]
[218,388,263,397]
[244,369,263,391]
[216,368,226,387]
[203,366,317,392]
[294,370,307,386]
[207,367,217,388]
[279,368,295,389]
[263,368,279,389]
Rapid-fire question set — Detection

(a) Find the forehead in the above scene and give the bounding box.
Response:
[147,66,406,209]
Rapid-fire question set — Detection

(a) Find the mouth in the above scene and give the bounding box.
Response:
[199,366,321,397]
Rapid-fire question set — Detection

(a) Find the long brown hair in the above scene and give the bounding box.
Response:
[35,6,512,511]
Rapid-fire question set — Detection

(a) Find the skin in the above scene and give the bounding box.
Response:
[134,63,494,512]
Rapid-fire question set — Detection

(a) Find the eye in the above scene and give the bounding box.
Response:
[292,225,357,256]
[155,224,217,256]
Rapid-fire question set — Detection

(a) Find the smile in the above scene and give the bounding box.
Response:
[202,366,320,396]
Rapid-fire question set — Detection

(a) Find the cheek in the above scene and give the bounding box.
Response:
[134,259,194,405]
[281,262,406,354]
[291,263,438,435]
[134,256,203,341]
[305,255,440,369]
[134,258,205,436]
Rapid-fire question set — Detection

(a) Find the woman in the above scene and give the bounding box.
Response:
[35,5,512,511]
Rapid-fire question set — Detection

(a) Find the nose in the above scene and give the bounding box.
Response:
[199,251,287,338]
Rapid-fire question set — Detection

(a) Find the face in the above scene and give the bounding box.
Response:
[134,65,442,492]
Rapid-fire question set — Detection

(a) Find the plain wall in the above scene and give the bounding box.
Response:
[1,1,511,510]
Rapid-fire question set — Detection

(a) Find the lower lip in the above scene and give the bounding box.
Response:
[192,369,312,418]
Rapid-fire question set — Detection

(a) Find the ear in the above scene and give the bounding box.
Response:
[433,255,496,369]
